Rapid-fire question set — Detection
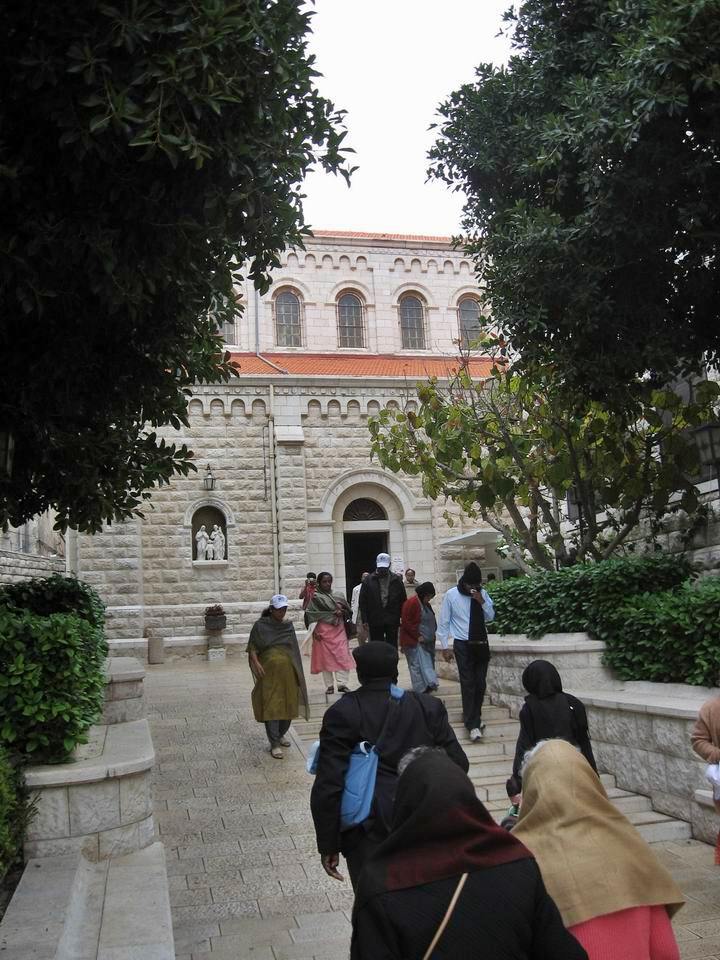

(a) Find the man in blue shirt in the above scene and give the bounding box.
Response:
[436,562,495,742]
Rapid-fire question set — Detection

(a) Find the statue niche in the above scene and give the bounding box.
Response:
[192,506,227,561]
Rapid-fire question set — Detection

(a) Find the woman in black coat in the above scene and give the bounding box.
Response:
[351,750,587,960]
[509,660,597,794]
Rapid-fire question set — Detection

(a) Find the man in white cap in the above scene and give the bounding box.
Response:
[358,552,407,647]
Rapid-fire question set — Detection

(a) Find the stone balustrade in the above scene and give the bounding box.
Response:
[439,634,719,844]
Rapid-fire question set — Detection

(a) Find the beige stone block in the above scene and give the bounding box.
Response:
[120,772,153,824]
[69,779,121,836]
[25,787,70,841]
[25,832,100,861]
[98,813,155,858]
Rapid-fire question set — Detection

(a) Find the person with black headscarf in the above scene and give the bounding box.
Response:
[509,659,597,793]
[310,641,468,889]
[351,750,587,960]
[436,561,495,742]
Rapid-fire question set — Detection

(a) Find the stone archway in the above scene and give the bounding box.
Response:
[307,468,434,598]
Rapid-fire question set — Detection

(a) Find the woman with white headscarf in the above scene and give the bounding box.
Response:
[248,594,309,758]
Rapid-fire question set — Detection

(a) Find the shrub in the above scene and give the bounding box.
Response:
[0,748,33,886]
[486,554,694,638]
[0,574,105,630]
[0,576,107,761]
[600,578,720,687]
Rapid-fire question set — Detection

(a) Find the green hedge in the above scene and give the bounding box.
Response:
[487,554,695,637]
[0,576,107,761]
[600,578,720,687]
[0,748,33,885]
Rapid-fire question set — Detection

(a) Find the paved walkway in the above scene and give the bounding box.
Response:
[146,659,720,960]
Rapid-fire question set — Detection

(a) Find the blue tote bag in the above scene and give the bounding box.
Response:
[307,684,405,831]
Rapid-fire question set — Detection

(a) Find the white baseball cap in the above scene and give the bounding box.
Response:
[376,553,391,568]
[270,594,289,609]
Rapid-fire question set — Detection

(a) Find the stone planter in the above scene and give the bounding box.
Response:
[204,614,226,632]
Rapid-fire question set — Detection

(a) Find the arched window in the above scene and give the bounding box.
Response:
[343,498,387,521]
[274,289,303,347]
[399,294,426,350]
[337,293,365,348]
[458,297,481,349]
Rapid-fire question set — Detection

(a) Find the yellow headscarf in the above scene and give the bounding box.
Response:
[512,739,684,928]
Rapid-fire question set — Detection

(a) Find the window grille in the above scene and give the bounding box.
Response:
[337,293,365,348]
[399,295,426,350]
[275,290,302,347]
[459,297,481,349]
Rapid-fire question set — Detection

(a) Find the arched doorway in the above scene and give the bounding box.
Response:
[342,498,388,599]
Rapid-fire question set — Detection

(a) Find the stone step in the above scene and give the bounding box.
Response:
[0,842,173,959]
[605,788,652,815]
[451,720,520,740]
[626,810,692,843]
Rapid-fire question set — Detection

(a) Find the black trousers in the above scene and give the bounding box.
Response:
[453,641,489,731]
[264,719,291,745]
[368,623,399,647]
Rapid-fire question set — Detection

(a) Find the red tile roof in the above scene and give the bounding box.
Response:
[229,352,493,379]
[310,230,453,243]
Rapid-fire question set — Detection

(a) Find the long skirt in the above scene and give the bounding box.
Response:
[404,643,438,694]
[251,647,300,722]
[310,620,355,675]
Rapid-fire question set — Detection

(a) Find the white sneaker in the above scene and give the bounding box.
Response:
[469,727,483,742]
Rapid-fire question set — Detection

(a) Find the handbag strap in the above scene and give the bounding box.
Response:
[355,688,403,756]
[421,872,468,960]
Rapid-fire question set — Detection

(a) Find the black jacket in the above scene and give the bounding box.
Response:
[351,859,587,960]
[511,692,597,781]
[358,572,407,628]
[310,680,468,855]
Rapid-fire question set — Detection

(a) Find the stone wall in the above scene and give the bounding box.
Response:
[0,550,65,585]
[438,635,719,845]
[235,233,483,358]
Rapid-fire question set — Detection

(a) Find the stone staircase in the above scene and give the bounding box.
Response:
[293,683,691,845]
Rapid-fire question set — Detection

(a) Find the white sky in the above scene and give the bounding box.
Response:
[301,0,513,236]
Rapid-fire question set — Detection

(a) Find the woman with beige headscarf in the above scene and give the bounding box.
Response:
[513,740,684,960]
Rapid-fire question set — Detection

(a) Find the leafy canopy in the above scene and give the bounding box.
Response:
[429,0,720,396]
[369,359,720,572]
[0,0,350,532]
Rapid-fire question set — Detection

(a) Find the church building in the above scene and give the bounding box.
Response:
[68,231,518,649]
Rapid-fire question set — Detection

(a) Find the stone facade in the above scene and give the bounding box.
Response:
[73,232,517,642]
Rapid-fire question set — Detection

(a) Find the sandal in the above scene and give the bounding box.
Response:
[270,745,283,759]
[279,736,291,747]
[337,685,351,694]
[325,685,334,695]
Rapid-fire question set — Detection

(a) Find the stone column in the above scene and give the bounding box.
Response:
[273,426,308,597]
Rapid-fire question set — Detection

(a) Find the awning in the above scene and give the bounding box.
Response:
[439,529,501,547]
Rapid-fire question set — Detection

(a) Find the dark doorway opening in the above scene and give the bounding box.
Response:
[344,531,388,601]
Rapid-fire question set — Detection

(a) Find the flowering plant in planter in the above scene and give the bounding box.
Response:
[204,604,226,631]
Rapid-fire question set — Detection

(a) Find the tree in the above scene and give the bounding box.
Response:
[429,0,720,398]
[369,359,720,573]
[0,1,350,532]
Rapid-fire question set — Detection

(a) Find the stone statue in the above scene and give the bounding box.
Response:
[195,525,209,561]
[205,537,215,560]
[210,524,226,561]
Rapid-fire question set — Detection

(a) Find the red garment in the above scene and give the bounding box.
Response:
[398,594,421,648]
[299,583,316,610]
[569,904,679,960]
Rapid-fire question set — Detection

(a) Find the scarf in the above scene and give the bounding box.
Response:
[457,577,488,643]
[354,751,533,911]
[521,659,576,744]
[305,588,348,625]
[248,615,310,720]
[513,739,684,927]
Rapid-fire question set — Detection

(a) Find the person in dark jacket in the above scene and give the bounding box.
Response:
[508,659,597,796]
[351,750,588,960]
[310,642,468,889]
[358,552,407,647]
